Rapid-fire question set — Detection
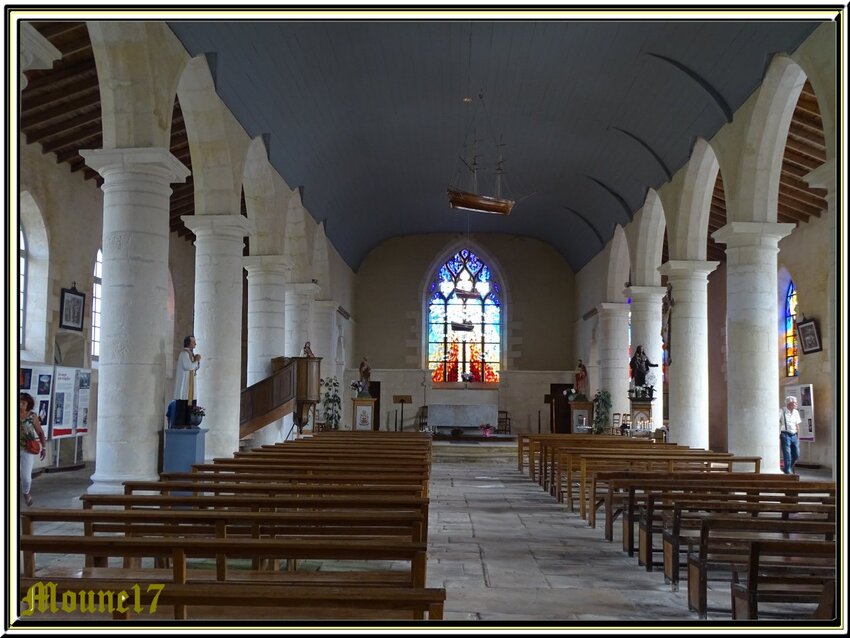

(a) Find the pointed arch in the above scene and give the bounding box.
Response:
[731,55,807,223]
[242,136,282,255]
[311,222,331,300]
[285,188,311,281]
[87,22,188,148]
[422,238,509,380]
[606,225,630,301]
[177,55,245,215]
[628,189,667,286]
[668,138,719,260]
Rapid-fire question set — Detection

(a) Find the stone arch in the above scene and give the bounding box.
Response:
[606,225,630,301]
[285,188,312,281]
[311,222,331,300]
[420,237,510,373]
[176,55,245,215]
[628,189,667,286]
[729,55,807,223]
[242,136,282,255]
[667,138,719,260]
[19,190,51,361]
[86,22,188,148]
[791,24,836,163]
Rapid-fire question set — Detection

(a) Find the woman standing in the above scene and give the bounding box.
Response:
[19,392,47,506]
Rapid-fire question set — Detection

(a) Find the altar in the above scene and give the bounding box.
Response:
[428,404,499,435]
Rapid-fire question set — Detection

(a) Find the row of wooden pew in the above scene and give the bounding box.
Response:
[517,433,837,621]
[19,431,446,622]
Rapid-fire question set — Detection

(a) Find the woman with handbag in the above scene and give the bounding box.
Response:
[19,392,47,506]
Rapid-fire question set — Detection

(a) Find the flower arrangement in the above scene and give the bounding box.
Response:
[189,404,206,417]
[479,423,494,437]
[591,389,612,434]
[645,371,658,387]
[320,376,342,430]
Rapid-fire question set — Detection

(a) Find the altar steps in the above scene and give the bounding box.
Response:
[431,439,517,463]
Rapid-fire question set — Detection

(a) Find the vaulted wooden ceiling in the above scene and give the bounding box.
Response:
[20,21,827,265]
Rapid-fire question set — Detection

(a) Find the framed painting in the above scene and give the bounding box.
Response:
[797,318,822,355]
[59,286,86,331]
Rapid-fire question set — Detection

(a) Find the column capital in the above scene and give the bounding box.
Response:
[625,285,668,302]
[711,222,795,248]
[182,214,255,238]
[81,147,190,183]
[803,159,835,193]
[658,259,719,280]
[287,281,320,297]
[596,301,630,318]
[20,22,61,73]
[243,254,293,277]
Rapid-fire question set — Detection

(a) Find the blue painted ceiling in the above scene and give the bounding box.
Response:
[168,19,820,271]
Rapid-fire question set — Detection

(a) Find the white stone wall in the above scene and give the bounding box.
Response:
[777,213,833,468]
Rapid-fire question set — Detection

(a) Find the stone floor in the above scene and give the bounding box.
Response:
[15,441,839,630]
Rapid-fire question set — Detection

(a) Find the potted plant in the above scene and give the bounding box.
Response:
[320,376,342,430]
[188,404,205,427]
[591,390,612,434]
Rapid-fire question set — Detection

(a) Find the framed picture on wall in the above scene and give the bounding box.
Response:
[797,318,822,355]
[59,286,86,331]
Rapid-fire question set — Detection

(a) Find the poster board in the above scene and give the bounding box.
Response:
[784,383,815,442]
[20,364,91,439]
[20,362,55,437]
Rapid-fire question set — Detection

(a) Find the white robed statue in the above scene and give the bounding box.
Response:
[173,335,201,427]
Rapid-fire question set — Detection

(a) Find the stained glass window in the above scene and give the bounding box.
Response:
[784,281,798,377]
[91,249,102,359]
[428,249,501,382]
[20,229,26,346]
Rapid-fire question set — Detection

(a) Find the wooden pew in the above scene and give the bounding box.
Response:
[123,480,426,499]
[572,451,762,519]
[685,517,836,618]
[19,535,435,619]
[597,471,799,542]
[19,579,446,620]
[659,497,835,591]
[621,479,833,558]
[730,539,836,620]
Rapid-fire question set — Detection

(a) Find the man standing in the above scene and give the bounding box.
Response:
[779,395,802,474]
[173,335,201,428]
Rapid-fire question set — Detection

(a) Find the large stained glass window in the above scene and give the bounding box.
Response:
[784,281,799,377]
[428,249,501,382]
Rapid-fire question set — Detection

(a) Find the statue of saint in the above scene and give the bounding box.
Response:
[574,359,588,397]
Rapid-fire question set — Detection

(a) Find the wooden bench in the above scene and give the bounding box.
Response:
[730,539,836,620]
[20,507,427,571]
[619,478,834,557]
[597,472,799,542]
[685,517,836,618]
[19,579,446,620]
[581,455,763,526]
[123,480,426,499]
[19,535,437,620]
[656,497,835,586]
[572,451,762,519]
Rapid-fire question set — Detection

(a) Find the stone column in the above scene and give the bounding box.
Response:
[182,214,255,461]
[596,302,631,423]
[626,285,668,427]
[657,260,718,449]
[712,223,794,472]
[244,255,290,446]
[310,300,338,370]
[81,147,190,493]
[19,22,61,89]
[285,282,319,357]
[803,160,836,480]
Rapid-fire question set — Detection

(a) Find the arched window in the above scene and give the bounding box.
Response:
[91,249,103,360]
[427,249,501,382]
[784,281,799,377]
[19,228,27,346]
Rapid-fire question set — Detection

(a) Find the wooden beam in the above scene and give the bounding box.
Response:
[21,73,99,110]
[777,200,816,222]
[24,109,101,143]
[22,61,98,94]
[21,91,101,129]
[40,124,101,154]
[782,146,823,171]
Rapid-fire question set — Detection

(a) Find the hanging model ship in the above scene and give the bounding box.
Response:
[448,133,515,216]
